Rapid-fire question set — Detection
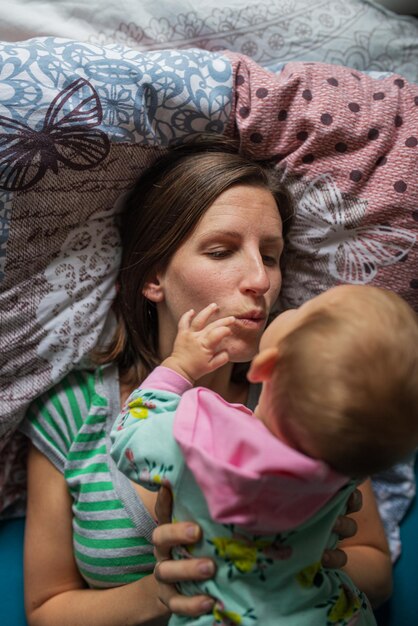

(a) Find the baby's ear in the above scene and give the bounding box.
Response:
[247,347,280,382]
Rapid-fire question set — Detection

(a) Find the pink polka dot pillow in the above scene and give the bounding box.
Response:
[225,53,418,313]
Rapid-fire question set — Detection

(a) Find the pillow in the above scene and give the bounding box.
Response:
[0,0,418,83]
[0,39,234,514]
[0,39,417,564]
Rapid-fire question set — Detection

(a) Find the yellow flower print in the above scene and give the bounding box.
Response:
[213,603,242,625]
[327,585,361,624]
[152,473,171,486]
[210,535,271,575]
[139,461,173,488]
[213,602,256,625]
[128,396,150,419]
[296,561,323,588]
[211,537,258,573]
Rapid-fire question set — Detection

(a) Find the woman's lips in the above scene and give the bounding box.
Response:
[234,314,266,330]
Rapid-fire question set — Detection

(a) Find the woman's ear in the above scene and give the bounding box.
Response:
[142,275,164,303]
[247,347,280,383]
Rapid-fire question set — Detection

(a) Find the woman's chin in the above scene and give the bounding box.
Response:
[225,338,260,364]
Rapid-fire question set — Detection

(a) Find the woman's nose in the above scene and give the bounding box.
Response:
[240,255,270,295]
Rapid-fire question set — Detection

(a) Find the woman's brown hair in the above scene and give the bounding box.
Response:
[96,135,292,382]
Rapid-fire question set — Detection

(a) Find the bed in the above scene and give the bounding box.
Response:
[0,1,417,624]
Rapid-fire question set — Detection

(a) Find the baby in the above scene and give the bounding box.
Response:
[111,284,418,626]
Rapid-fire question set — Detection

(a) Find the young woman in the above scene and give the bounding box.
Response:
[21,137,391,626]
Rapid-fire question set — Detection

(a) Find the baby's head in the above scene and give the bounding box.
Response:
[248,285,418,476]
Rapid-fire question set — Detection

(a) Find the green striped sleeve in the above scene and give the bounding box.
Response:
[21,370,94,472]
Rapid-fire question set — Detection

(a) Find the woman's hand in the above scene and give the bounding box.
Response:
[321,488,362,569]
[153,487,216,617]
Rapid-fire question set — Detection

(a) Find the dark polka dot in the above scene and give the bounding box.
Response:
[335,142,347,153]
[351,73,361,81]
[399,254,408,263]
[348,102,360,112]
[321,113,333,125]
[273,154,285,163]
[350,170,362,182]
[394,78,405,88]
[394,180,407,193]
[405,136,418,147]
[327,78,339,86]
[256,87,268,99]
[410,279,418,289]
[297,131,309,141]
[250,132,263,144]
[236,75,245,86]
[368,128,379,140]
[373,92,385,100]
[415,96,418,106]
[239,106,250,118]
[278,109,287,121]
[413,211,418,222]
[302,89,313,101]
[394,115,403,128]
[376,156,387,166]
[302,153,315,164]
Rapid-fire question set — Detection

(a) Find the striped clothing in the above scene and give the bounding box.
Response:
[20,364,156,588]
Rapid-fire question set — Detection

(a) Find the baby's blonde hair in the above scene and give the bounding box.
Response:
[271,286,418,476]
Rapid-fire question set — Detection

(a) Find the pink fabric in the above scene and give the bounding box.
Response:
[142,366,192,395]
[173,387,348,533]
[224,54,418,313]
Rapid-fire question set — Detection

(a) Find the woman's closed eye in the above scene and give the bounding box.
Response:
[205,250,280,265]
[262,254,280,267]
[206,249,233,259]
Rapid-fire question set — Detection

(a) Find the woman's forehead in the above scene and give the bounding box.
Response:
[196,184,282,229]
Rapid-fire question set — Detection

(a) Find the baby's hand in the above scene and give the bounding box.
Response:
[162,303,235,384]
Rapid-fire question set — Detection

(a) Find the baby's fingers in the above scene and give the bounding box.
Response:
[191,303,220,330]
[204,325,234,350]
[177,309,197,331]
[208,350,230,370]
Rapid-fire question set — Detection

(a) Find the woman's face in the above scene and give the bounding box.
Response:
[147,184,284,362]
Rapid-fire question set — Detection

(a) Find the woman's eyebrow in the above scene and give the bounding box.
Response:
[197,230,284,244]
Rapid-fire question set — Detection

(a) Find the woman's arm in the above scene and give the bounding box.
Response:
[339,479,392,608]
[24,444,169,626]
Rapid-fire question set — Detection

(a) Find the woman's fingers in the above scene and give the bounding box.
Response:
[153,520,201,553]
[166,592,215,617]
[152,493,215,617]
[345,488,363,515]
[154,485,173,525]
[321,548,348,569]
[154,560,215,615]
[333,514,358,540]
[322,498,360,570]
[153,555,215,584]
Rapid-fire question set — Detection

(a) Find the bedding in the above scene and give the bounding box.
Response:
[0,0,417,567]
[0,0,418,84]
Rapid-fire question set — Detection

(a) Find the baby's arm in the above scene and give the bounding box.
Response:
[162,303,235,384]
